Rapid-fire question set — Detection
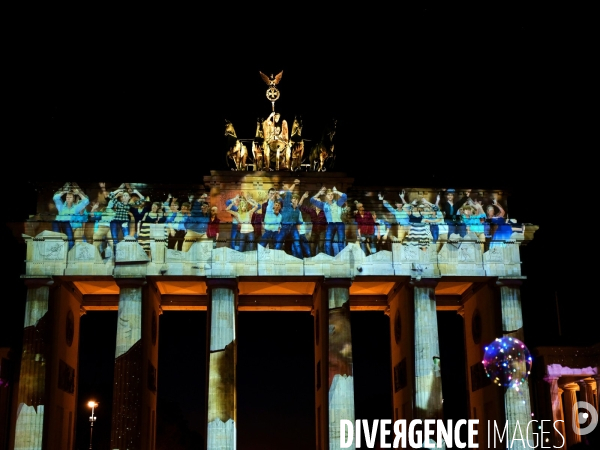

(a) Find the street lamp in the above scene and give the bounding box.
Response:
[87,401,98,450]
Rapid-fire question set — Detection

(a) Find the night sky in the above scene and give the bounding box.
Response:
[3,6,588,449]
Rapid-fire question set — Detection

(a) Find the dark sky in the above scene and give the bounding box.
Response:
[3,6,588,449]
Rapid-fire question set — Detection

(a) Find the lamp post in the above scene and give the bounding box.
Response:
[87,401,98,450]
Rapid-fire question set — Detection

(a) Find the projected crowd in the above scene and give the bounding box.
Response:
[41,182,523,260]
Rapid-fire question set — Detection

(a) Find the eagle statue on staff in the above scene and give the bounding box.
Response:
[260,70,283,111]
[259,70,289,169]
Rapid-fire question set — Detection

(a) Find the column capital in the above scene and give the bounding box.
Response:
[409,277,440,289]
[543,375,560,384]
[322,278,352,289]
[21,276,54,288]
[206,277,238,291]
[114,277,147,288]
[495,277,526,287]
[456,306,465,318]
[561,382,579,392]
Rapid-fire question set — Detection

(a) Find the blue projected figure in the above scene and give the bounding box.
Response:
[259,190,283,249]
[52,182,89,250]
[310,186,347,256]
[275,179,303,258]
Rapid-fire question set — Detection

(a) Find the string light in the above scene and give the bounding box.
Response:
[482,337,532,389]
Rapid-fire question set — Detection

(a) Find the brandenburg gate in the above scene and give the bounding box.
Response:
[7,172,544,449]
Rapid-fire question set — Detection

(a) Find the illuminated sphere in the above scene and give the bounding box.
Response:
[482,337,532,390]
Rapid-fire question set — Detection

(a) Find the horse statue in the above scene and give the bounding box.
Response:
[263,111,289,171]
[309,118,337,172]
[225,119,247,171]
[252,117,267,171]
[289,116,305,171]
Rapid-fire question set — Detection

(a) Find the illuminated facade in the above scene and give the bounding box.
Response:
[4,172,597,449]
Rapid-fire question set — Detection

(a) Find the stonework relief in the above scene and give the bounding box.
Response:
[38,241,65,260]
[458,246,475,262]
[488,246,504,261]
[74,243,94,261]
[197,242,212,260]
[402,246,419,261]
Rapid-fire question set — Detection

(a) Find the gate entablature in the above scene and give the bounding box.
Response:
[37,275,493,313]
[13,175,536,285]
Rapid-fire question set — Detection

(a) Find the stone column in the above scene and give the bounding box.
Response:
[206,278,237,450]
[324,278,355,450]
[497,278,533,449]
[411,278,443,423]
[544,376,566,448]
[579,378,597,429]
[577,380,588,405]
[557,387,566,449]
[12,277,53,450]
[455,306,471,422]
[594,376,600,412]
[562,383,580,447]
[313,282,328,450]
[111,278,146,450]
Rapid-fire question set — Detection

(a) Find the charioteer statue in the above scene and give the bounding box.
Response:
[263,111,289,170]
